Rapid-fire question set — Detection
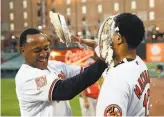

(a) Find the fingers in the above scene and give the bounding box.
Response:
[71,35,80,43]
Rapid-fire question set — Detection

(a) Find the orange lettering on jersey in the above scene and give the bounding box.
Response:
[104,104,122,117]
[58,71,66,80]
[35,76,47,90]
[143,88,150,116]
[145,70,150,84]
[142,71,147,83]
[134,70,150,99]
[147,88,150,111]
[134,84,142,99]
[147,88,150,96]
[138,78,144,92]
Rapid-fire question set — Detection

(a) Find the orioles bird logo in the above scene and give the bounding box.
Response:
[104,104,122,117]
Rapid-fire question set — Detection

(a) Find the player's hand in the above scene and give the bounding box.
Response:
[71,35,81,43]
[84,101,89,109]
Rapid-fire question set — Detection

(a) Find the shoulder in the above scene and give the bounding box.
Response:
[104,57,146,92]
[48,60,65,68]
[103,65,132,93]
[48,60,69,73]
[105,61,137,86]
[48,60,80,70]
[105,67,130,84]
[15,64,45,86]
[48,60,64,64]
[16,64,44,77]
[110,63,131,78]
[112,56,145,77]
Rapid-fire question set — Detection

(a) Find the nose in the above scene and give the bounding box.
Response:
[39,50,48,57]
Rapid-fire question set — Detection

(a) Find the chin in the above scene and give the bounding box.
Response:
[37,62,48,70]
[39,66,47,70]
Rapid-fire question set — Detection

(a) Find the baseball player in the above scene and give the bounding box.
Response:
[74,13,150,116]
[15,28,107,116]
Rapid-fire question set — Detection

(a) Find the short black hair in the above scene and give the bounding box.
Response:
[114,13,145,49]
[19,28,42,47]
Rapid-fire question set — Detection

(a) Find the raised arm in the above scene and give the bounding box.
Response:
[51,59,107,101]
[71,35,97,49]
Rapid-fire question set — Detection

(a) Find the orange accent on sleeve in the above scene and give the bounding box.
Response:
[48,78,60,101]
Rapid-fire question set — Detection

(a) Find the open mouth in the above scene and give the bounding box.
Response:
[37,57,48,62]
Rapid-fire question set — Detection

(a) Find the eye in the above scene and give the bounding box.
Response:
[33,48,42,53]
[44,46,50,51]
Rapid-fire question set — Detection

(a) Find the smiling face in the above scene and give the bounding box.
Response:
[21,33,50,70]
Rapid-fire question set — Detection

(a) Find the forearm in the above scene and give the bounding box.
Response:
[80,39,97,49]
[71,35,97,49]
[51,59,107,100]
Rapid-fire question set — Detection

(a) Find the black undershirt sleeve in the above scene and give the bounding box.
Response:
[51,59,107,100]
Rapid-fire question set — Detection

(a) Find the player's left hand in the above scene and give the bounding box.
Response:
[84,101,89,109]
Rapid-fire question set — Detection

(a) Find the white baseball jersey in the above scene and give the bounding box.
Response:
[96,56,150,116]
[15,60,81,116]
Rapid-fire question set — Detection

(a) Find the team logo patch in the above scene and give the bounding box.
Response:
[35,76,47,89]
[104,104,122,116]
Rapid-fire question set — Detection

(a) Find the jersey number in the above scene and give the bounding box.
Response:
[143,88,150,116]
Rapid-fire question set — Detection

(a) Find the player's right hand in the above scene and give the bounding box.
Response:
[71,35,81,43]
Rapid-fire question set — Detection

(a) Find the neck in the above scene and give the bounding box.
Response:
[114,49,136,65]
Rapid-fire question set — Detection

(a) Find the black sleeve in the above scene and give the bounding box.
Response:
[52,59,107,100]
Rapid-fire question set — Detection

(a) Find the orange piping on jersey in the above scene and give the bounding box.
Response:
[48,78,60,101]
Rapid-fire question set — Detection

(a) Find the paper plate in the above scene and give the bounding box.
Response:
[49,11,71,46]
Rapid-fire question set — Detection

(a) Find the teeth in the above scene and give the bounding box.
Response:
[39,58,46,62]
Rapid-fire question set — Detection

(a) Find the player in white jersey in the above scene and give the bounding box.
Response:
[97,56,150,116]
[15,28,107,116]
[73,13,150,116]
[95,13,150,116]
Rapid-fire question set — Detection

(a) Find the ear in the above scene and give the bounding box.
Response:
[20,47,25,55]
[118,37,123,45]
[115,33,124,45]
